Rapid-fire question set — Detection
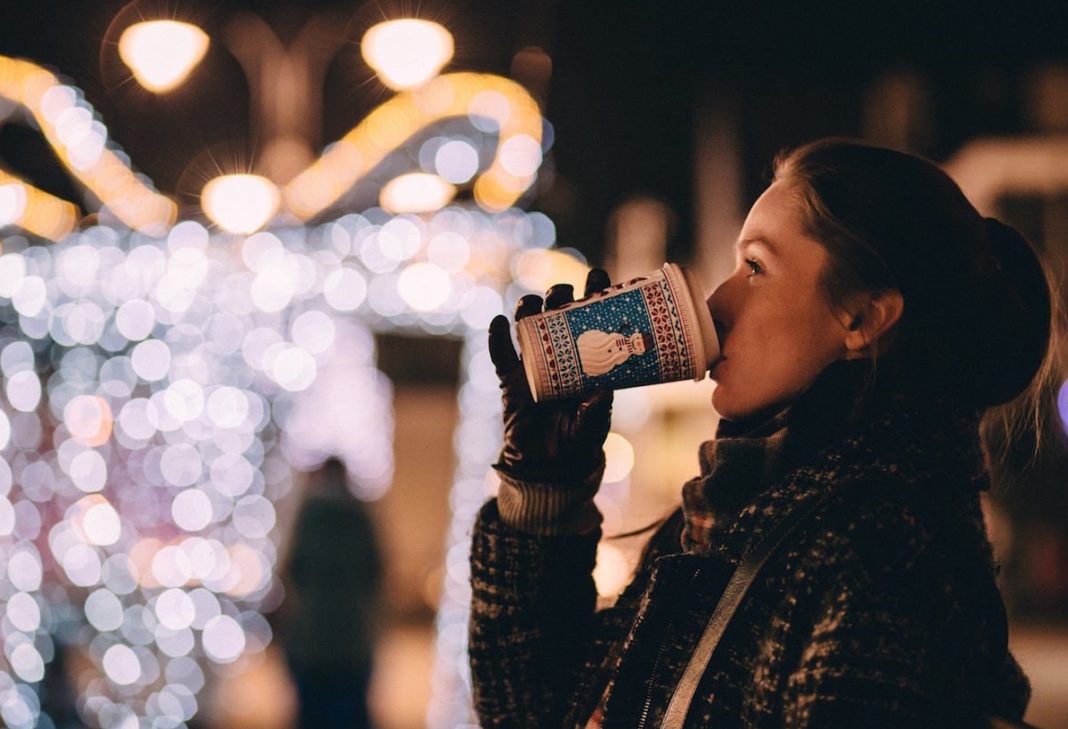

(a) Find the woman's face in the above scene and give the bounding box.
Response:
[707,180,850,421]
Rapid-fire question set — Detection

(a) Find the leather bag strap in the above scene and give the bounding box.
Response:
[660,492,830,728]
[658,489,1041,729]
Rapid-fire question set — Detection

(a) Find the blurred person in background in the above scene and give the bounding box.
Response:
[279,456,383,729]
[469,139,1060,727]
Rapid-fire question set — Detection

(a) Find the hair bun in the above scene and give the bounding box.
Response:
[971,218,1052,406]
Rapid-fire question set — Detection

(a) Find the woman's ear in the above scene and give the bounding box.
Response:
[842,289,904,357]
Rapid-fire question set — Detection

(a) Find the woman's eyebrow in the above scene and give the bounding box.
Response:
[736,236,779,257]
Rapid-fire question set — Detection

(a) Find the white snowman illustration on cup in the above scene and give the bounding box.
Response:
[576,328,654,376]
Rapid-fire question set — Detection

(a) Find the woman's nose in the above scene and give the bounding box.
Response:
[706,279,735,345]
[706,279,732,325]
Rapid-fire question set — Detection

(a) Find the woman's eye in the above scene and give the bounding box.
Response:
[744,258,763,276]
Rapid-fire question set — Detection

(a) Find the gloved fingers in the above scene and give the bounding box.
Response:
[584,268,611,297]
[574,388,613,439]
[515,294,544,321]
[544,283,575,310]
[488,314,521,377]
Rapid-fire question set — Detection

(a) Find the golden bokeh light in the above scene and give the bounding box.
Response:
[284,73,543,219]
[0,170,79,241]
[0,56,177,233]
[512,248,590,293]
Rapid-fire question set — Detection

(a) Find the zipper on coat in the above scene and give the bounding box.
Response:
[635,616,673,729]
[635,566,702,729]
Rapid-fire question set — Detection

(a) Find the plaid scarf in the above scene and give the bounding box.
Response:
[680,413,789,554]
[680,360,989,556]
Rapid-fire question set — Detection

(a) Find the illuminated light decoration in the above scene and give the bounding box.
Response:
[602,432,635,483]
[433,138,481,183]
[361,19,455,91]
[284,73,543,218]
[611,387,654,431]
[0,60,542,231]
[0,200,563,728]
[201,174,281,234]
[0,223,405,728]
[0,169,79,240]
[0,56,176,233]
[398,261,453,311]
[380,172,457,214]
[591,542,631,599]
[512,246,590,293]
[0,47,558,728]
[118,20,210,94]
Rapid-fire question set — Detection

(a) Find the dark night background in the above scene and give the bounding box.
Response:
[3,0,1068,264]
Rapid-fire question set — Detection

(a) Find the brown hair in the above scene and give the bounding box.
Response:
[773,138,1062,454]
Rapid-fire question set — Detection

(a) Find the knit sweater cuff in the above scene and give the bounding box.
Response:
[493,458,604,536]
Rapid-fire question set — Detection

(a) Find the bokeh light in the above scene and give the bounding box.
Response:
[434,139,481,183]
[0,49,557,729]
[118,21,210,93]
[202,175,281,234]
[0,198,558,725]
[361,19,454,91]
[602,432,636,483]
[0,56,177,233]
[592,542,632,599]
[283,72,543,219]
[380,173,456,214]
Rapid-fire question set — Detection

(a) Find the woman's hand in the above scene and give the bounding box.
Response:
[489,268,614,482]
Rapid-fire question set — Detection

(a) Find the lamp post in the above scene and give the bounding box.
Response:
[117,20,210,94]
[115,9,459,233]
[221,11,348,184]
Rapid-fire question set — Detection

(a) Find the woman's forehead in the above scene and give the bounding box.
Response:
[742,187,822,254]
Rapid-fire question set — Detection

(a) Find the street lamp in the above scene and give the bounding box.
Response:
[360,19,454,90]
[111,9,467,230]
[200,174,281,234]
[117,20,210,93]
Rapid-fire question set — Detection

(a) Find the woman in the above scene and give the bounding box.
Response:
[468,139,1057,727]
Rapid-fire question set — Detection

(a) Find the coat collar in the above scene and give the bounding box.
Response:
[682,361,985,556]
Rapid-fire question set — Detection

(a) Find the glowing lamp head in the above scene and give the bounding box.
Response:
[201,175,281,234]
[361,19,454,90]
[119,20,210,93]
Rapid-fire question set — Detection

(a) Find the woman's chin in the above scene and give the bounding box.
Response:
[711,387,768,423]
[710,388,735,420]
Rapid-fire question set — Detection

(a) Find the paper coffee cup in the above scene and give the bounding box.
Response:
[517,263,720,402]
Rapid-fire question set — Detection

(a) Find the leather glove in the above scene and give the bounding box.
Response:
[489,268,614,482]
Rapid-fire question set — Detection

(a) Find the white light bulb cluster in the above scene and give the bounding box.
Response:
[0,199,563,728]
[0,41,563,729]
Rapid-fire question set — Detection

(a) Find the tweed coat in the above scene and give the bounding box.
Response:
[468,371,1032,728]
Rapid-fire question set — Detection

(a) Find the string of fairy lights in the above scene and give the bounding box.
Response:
[0,210,595,728]
[0,38,578,728]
